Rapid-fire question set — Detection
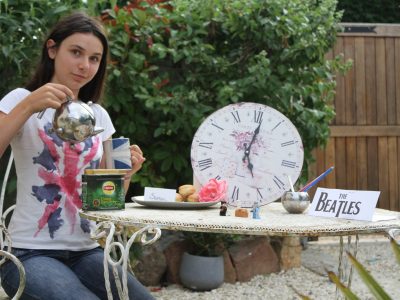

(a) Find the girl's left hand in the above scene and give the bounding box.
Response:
[125,144,146,179]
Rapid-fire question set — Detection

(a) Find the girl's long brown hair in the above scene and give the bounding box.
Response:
[26,11,109,104]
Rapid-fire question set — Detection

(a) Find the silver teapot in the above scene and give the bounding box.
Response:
[49,99,104,143]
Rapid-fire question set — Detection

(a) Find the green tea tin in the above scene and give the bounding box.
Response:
[81,172,125,210]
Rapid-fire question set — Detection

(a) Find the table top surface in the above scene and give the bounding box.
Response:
[79,202,400,237]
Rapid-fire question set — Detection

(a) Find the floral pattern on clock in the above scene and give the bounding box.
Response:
[191,102,304,207]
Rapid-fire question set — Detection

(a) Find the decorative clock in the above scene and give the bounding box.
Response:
[191,102,304,207]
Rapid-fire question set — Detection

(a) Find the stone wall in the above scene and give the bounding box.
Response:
[133,232,301,287]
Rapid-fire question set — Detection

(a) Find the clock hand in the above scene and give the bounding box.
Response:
[247,160,254,177]
[242,123,261,161]
[241,143,254,177]
[242,124,261,177]
[242,143,249,162]
[249,123,261,149]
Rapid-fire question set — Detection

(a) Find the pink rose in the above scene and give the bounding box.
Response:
[198,179,227,202]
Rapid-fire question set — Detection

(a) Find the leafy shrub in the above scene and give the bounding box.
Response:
[182,231,241,257]
[0,0,80,97]
[102,0,351,194]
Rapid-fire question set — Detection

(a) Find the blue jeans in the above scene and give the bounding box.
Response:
[0,247,155,300]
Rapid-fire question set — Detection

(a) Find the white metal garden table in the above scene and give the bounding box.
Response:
[80,202,400,299]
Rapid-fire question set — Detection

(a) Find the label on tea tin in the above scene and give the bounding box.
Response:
[82,174,125,210]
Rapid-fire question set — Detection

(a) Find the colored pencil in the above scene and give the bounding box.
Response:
[300,166,334,192]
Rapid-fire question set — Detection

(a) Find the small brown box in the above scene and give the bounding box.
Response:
[235,208,249,218]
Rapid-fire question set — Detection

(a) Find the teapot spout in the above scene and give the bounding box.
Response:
[92,127,104,136]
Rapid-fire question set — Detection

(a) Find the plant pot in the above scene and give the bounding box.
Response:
[179,252,224,291]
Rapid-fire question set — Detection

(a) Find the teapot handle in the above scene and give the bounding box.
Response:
[37,96,72,119]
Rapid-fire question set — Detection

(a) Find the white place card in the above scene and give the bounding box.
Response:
[308,188,380,221]
[144,187,176,202]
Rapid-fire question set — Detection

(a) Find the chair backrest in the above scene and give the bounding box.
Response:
[0,151,15,224]
[0,151,15,249]
[0,151,26,299]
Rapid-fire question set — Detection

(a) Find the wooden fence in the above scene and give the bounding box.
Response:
[309,23,400,211]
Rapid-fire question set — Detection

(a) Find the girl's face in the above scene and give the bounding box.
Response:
[47,33,104,97]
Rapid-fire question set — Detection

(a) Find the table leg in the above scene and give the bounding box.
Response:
[279,236,302,270]
[336,234,359,300]
[91,221,162,300]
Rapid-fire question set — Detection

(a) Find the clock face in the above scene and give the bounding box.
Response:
[191,102,304,207]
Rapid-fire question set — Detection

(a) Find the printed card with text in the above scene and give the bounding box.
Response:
[308,188,380,221]
[144,187,176,202]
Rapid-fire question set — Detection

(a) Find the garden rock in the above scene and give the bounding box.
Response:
[228,236,280,282]
[133,245,167,286]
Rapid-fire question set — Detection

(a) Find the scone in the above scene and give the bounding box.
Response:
[187,193,199,202]
[178,184,196,198]
[175,193,185,202]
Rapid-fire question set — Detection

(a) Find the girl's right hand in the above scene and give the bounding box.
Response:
[24,83,74,115]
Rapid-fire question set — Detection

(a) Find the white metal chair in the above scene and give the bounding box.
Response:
[0,151,25,300]
[0,151,161,300]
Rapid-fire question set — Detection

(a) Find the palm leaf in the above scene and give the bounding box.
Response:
[290,285,312,300]
[327,271,360,300]
[347,251,391,300]
[390,237,400,264]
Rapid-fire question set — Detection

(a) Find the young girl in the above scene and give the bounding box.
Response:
[0,11,154,300]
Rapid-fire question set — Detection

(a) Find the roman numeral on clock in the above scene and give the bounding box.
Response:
[254,110,263,124]
[231,111,241,123]
[271,121,283,131]
[231,186,239,201]
[199,142,213,149]
[256,188,263,201]
[211,123,224,130]
[198,158,212,171]
[281,140,295,147]
[273,176,285,190]
[281,160,296,168]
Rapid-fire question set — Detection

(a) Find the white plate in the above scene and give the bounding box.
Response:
[131,196,220,209]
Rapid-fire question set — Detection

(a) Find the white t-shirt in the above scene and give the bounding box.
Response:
[0,88,115,250]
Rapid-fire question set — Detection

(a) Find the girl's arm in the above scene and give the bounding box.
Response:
[0,103,32,157]
[0,83,73,158]
[123,144,146,192]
